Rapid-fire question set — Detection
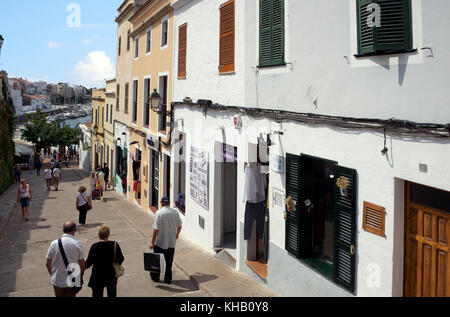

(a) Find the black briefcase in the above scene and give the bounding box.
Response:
[143,252,164,273]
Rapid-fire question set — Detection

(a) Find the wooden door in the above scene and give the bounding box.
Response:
[404,182,450,297]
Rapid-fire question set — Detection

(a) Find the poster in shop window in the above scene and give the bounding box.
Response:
[190,146,209,210]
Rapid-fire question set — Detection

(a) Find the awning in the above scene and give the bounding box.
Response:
[13,139,34,156]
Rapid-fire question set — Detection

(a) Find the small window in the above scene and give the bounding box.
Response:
[356,0,413,56]
[146,29,152,53]
[118,36,122,56]
[135,37,139,58]
[161,20,168,47]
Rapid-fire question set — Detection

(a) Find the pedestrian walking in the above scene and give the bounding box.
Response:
[14,164,21,184]
[46,221,85,298]
[50,159,55,172]
[149,197,182,284]
[102,163,110,190]
[36,156,42,176]
[76,186,92,226]
[16,178,32,221]
[52,166,62,191]
[85,225,125,298]
[43,166,53,191]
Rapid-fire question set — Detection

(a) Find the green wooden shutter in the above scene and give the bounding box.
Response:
[285,153,300,257]
[259,0,285,67]
[333,165,357,293]
[357,0,412,55]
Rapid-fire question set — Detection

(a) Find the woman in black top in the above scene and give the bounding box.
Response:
[85,225,124,297]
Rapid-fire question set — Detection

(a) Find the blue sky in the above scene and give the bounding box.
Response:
[0,0,123,87]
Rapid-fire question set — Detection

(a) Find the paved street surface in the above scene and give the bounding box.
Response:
[0,166,276,298]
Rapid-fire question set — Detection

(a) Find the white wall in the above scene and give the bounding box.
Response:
[174,104,450,296]
[244,0,450,124]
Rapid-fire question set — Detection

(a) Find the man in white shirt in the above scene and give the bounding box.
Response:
[43,166,53,191]
[149,197,182,284]
[46,221,85,297]
[52,167,62,191]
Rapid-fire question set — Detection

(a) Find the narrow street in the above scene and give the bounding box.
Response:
[0,166,201,297]
[0,166,276,297]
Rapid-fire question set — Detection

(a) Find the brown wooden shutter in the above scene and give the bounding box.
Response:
[219,0,235,73]
[178,23,187,79]
[363,201,386,237]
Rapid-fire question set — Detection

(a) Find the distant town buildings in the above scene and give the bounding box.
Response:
[7,77,90,114]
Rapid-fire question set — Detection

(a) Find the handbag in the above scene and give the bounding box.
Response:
[58,238,83,294]
[78,193,92,211]
[113,241,125,278]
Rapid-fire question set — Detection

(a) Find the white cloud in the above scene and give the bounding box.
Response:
[81,38,93,45]
[48,42,62,49]
[70,51,115,88]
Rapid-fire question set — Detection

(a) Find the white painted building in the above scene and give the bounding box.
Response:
[79,122,92,174]
[171,0,450,297]
[9,88,22,114]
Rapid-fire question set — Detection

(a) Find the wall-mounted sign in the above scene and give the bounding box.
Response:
[270,154,284,174]
[190,146,209,210]
[146,134,160,151]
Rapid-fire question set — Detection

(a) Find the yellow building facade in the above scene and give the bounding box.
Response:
[114,0,144,196]
[126,0,175,212]
[104,79,116,186]
[91,88,106,172]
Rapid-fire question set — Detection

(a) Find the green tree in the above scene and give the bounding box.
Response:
[21,109,80,153]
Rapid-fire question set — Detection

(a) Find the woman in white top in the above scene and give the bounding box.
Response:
[17,179,32,221]
[76,186,92,225]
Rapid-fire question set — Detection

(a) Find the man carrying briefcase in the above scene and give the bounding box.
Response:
[149,197,182,284]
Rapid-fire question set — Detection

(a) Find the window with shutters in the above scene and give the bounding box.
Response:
[259,0,285,67]
[158,75,168,133]
[161,19,168,47]
[124,83,129,114]
[132,79,138,124]
[178,23,187,79]
[116,84,120,111]
[135,36,139,58]
[127,29,131,51]
[143,78,150,128]
[285,153,357,293]
[146,28,152,54]
[356,0,413,56]
[219,0,235,74]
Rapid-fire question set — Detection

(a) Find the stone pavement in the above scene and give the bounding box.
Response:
[0,167,276,297]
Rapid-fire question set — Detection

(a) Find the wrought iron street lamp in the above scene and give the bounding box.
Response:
[150,89,161,110]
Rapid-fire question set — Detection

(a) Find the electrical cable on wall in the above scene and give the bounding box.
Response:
[172,102,450,139]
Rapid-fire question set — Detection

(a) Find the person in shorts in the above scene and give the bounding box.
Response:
[52,166,62,191]
[17,178,32,221]
[43,166,53,191]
